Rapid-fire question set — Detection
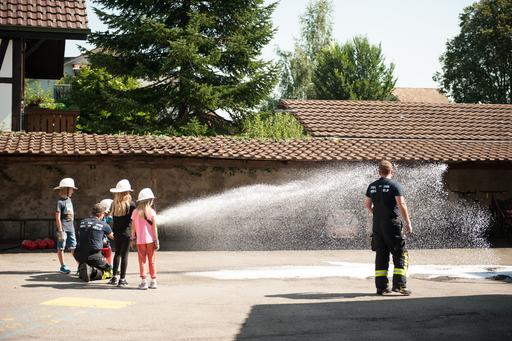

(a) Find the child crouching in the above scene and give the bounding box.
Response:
[131,188,159,290]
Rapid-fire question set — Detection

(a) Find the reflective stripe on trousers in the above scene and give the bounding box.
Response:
[375,251,408,288]
[393,252,408,276]
[375,270,388,277]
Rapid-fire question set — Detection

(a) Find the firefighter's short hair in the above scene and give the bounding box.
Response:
[92,203,105,216]
[379,161,393,176]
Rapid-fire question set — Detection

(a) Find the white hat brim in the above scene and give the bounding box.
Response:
[110,188,134,193]
[54,186,77,190]
[136,196,156,202]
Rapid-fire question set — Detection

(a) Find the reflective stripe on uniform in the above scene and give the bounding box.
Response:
[375,270,388,277]
[393,268,406,276]
[394,252,409,277]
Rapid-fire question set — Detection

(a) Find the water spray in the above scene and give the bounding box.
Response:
[157,162,494,261]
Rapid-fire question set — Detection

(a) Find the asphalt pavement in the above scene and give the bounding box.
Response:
[1,245,511,340]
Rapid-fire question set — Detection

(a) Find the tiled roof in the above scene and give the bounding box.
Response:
[1,132,511,163]
[0,0,89,31]
[391,88,450,103]
[281,99,512,141]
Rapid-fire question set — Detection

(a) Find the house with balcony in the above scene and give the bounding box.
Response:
[0,0,90,132]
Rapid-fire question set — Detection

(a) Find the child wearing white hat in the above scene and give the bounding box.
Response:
[131,188,159,290]
[54,178,79,274]
[108,179,136,287]
[99,198,114,265]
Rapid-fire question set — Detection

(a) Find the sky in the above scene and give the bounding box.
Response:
[65,0,477,89]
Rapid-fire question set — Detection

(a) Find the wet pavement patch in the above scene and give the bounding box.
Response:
[184,262,512,281]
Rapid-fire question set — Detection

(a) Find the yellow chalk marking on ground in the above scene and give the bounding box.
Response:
[40,297,135,309]
[1,318,14,321]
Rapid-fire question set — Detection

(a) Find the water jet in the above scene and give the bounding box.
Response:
[158,162,495,262]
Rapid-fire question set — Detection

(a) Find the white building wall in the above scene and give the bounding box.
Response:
[63,63,75,76]
[26,78,55,99]
[0,39,12,131]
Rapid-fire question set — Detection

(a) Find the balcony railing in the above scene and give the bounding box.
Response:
[24,108,79,133]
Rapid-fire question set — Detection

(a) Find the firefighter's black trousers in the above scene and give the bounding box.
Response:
[87,251,111,280]
[372,215,408,289]
[75,250,111,281]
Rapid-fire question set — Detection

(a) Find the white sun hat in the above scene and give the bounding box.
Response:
[99,199,114,213]
[110,179,134,193]
[137,188,156,202]
[53,178,77,190]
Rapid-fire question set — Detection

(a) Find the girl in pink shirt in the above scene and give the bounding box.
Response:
[131,188,158,290]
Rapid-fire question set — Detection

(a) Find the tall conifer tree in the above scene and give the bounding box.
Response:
[87,0,279,123]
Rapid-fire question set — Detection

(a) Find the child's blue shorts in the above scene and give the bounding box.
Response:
[57,231,77,250]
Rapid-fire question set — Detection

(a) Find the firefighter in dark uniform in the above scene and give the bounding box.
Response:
[74,203,114,282]
[365,161,412,295]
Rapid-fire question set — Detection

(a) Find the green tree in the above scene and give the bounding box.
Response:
[276,0,334,99]
[433,0,512,104]
[70,65,175,135]
[87,0,279,124]
[312,35,397,101]
[180,117,209,136]
[240,111,309,139]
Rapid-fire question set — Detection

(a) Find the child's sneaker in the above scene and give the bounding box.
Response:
[117,278,129,287]
[138,280,148,290]
[60,265,71,274]
[149,279,157,289]
[75,266,80,276]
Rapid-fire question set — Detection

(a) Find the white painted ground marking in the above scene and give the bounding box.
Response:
[184,262,512,280]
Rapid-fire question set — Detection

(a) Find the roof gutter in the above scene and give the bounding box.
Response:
[0,27,90,40]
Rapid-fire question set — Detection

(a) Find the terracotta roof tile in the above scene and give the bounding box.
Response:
[391,88,450,103]
[0,0,89,31]
[281,99,512,141]
[1,132,512,163]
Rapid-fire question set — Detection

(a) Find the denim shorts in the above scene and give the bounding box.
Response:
[57,231,77,250]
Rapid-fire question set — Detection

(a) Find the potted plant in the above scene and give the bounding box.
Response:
[24,79,80,133]
[25,80,58,108]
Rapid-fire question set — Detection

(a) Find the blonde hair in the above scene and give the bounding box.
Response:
[111,191,132,216]
[59,188,68,197]
[135,199,153,220]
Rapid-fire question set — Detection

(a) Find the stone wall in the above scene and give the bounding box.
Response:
[1,162,511,243]
[445,168,512,204]
[0,164,297,241]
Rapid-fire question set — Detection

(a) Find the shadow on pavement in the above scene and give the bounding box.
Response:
[1,270,64,276]
[265,293,375,300]
[236,295,512,340]
[8,272,138,290]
